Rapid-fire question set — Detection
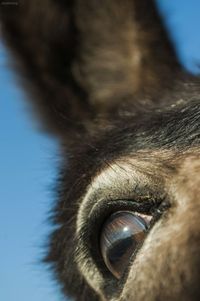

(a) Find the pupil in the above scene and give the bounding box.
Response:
[108,237,135,264]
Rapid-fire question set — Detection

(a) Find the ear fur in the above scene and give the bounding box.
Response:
[0,0,93,139]
[1,0,181,140]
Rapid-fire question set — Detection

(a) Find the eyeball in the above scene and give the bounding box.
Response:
[100,211,152,279]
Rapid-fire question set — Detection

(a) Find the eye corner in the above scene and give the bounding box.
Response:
[150,198,171,221]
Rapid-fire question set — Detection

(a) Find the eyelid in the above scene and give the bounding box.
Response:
[76,158,161,235]
[88,197,164,225]
[75,194,169,300]
[75,159,168,296]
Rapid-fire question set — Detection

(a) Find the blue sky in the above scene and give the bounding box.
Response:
[0,1,200,301]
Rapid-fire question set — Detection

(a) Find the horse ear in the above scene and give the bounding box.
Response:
[0,0,181,140]
[0,0,93,141]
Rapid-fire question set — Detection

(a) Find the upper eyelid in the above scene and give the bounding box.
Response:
[76,159,157,235]
[89,197,163,224]
[87,197,167,241]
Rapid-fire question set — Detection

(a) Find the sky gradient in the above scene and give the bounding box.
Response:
[0,1,200,301]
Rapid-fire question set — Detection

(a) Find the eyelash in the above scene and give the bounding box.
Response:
[89,197,168,235]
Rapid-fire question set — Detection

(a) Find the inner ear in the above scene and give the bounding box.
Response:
[73,0,181,113]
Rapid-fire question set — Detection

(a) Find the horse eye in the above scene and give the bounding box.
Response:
[100,211,152,279]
